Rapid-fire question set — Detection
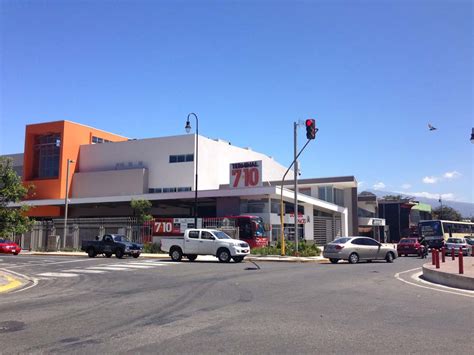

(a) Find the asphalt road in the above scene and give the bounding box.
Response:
[0,254,473,354]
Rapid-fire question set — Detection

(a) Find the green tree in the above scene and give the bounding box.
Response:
[0,157,33,238]
[131,199,153,224]
[432,206,462,221]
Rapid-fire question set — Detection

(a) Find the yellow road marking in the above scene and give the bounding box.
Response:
[0,274,22,293]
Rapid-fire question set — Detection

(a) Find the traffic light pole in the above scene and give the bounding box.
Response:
[280,138,311,256]
[294,122,299,255]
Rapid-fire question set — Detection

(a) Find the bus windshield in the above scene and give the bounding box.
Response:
[419,221,442,238]
[252,217,266,237]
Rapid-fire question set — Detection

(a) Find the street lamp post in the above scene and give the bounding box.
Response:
[185,113,199,228]
[63,159,75,249]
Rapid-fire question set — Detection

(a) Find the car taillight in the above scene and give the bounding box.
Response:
[335,245,344,251]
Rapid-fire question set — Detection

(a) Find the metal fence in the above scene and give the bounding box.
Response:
[15,217,151,251]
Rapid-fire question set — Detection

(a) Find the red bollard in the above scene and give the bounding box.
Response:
[441,247,445,263]
[458,247,464,274]
[451,248,455,260]
[435,249,440,269]
[432,249,436,265]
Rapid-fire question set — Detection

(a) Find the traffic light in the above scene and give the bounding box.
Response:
[305,119,316,140]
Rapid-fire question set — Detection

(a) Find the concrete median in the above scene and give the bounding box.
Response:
[422,258,474,291]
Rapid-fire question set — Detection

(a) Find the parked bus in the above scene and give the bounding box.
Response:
[418,220,474,249]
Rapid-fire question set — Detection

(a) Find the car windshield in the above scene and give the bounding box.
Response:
[400,239,416,244]
[0,239,4,243]
[214,231,231,240]
[332,237,351,244]
[113,235,130,242]
[446,238,463,244]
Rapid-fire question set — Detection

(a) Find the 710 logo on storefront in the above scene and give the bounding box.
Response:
[230,160,263,188]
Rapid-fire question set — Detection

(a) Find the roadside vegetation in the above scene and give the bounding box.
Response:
[143,242,162,254]
[0,157,34,238]
[251,240,321,257]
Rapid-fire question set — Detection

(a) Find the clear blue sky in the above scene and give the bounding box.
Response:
[1,0,472,202]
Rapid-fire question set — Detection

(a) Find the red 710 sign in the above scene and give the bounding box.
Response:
[230,161,262,188]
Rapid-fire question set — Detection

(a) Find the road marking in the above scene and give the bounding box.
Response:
[395,268,474,298]
[3,269,39,294]
[5,258,98,270]
[107,264,154,269]
[86,266,130,271]
[0,274,22,293]
[127,262,169,266]
[62,269,106,274]
[37,272,80,278]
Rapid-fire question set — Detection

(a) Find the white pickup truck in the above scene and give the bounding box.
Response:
[160,229,250,263]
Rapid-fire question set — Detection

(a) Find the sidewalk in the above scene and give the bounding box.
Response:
[422,257,474,291]
[20,250,329,263]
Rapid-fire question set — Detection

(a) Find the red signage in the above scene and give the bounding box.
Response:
[230,160,262,188]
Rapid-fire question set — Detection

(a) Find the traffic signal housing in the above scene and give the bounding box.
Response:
[305,119,316,140]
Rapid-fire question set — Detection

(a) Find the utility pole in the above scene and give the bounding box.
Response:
[293,122,299,255]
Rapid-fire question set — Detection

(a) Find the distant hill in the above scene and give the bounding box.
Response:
[365,190,474,218]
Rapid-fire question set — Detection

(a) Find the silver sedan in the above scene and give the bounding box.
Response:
[323,236,398,264]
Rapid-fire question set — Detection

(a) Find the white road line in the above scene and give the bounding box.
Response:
[126,262,169,266]
[5,258,98,269]
[37,272,80,278]
[86,266,130,271]
[395,268,474,298]
[62,269,106,274]
[3,269,39,294]
[107,264,155,269]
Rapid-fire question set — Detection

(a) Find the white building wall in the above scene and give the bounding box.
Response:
[78,135,291,193]
[198,136,292,190]
[79,135,196,191]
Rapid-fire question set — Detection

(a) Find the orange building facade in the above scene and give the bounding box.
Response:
[23,121,128,217]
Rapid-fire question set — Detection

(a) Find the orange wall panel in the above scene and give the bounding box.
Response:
[23,120,128,203]
[25,205,62,217]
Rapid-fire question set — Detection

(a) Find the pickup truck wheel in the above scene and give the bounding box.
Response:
[115,249,124,259]
[132,253,140,258]
[187,254,197,262]
[104,252,112,258]
[170,248,183,262]
[87,248,96,258]
[232,256,244,263]
[217,248,231,263]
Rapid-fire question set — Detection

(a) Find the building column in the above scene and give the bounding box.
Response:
[303,203,313,241]
[341,207,349,236]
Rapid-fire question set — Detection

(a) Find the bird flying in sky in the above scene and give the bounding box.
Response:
[428,123,437,131]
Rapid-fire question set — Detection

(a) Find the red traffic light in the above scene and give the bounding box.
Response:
[305,119,316,139]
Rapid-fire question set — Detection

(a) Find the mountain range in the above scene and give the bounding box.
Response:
[365,190,474,218]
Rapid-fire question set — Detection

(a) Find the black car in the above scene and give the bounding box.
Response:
[81,234,143,259]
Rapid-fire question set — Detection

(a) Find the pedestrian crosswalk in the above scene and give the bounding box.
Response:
[35,260,173,279]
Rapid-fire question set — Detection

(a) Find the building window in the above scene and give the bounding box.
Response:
[33,134,61,179]
[148,188,162,193]
[334,188,344,206]
[169,154,194,163]
[92,136,107,144]
[177,187,192,192]
[318,186,334,203]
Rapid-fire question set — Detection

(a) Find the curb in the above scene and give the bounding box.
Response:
[0,271,24,294]
[422,265,474,291]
